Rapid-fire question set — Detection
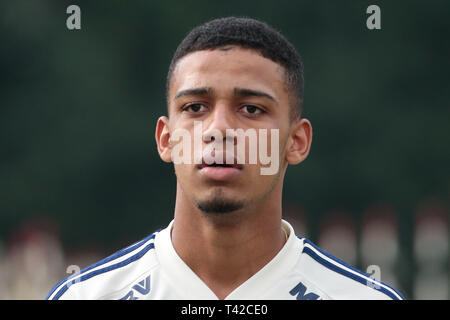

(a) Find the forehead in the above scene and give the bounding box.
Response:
[169,47,287,100]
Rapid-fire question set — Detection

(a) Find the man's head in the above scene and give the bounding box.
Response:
[156,17,312,219]
[166,16,304,122]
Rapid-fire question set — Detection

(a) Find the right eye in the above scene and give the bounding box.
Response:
[183,103,208,113]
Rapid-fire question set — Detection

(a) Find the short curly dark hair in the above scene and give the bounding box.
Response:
[166,16,304,121]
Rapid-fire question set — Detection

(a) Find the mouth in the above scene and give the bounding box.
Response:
[197,162,243,169]
[197,160,243,181]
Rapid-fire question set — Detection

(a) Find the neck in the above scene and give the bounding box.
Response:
[171,182,286,300]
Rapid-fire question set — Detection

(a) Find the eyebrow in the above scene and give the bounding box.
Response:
[174,87,277,103]
[233,87,277,102]
[174,87,212,99]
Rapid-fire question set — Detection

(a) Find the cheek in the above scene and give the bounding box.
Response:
[255,127,289,174]
[243,168,282,200]
[169,121,199,165]
[173,164,197,189]
[173,164,184,179]
[272,124,290,157]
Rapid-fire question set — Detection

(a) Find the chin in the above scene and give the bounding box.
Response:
[195,188,246,215]
[196,200,244,215]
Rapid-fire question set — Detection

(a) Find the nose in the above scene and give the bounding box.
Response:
[203,102,236,144]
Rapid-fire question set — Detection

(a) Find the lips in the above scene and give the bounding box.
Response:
[197,161,243,170]
[197,158,243,181]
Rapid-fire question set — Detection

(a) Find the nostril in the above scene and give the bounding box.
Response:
[225,135,236,144]
[204,135,235,143]
[203,134,217,142]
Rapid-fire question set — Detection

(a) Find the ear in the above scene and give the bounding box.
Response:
[155,116,172,163]
[285,118,313,165]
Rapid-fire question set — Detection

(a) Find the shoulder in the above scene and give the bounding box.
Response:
[46,229,162,300]
[295,236,406,300]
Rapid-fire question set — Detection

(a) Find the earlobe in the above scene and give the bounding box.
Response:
[285,118,313,165]
[155,116,172,163]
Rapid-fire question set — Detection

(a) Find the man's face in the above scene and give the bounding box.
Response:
[164,47,295,215]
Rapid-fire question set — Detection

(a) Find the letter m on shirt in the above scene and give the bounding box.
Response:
[290,282,320,300]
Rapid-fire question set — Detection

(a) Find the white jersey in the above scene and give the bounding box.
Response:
[46,219,405,300]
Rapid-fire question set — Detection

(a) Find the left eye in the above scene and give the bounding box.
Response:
[241,105,263,115]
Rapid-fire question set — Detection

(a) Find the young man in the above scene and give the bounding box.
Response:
[47,17,405,300]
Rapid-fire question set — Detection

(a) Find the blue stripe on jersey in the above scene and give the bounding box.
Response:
[46,230,160,300]
[301,239,405,300]
[51,242,155,300]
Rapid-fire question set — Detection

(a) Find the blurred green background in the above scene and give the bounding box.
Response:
[0,0,449,299]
